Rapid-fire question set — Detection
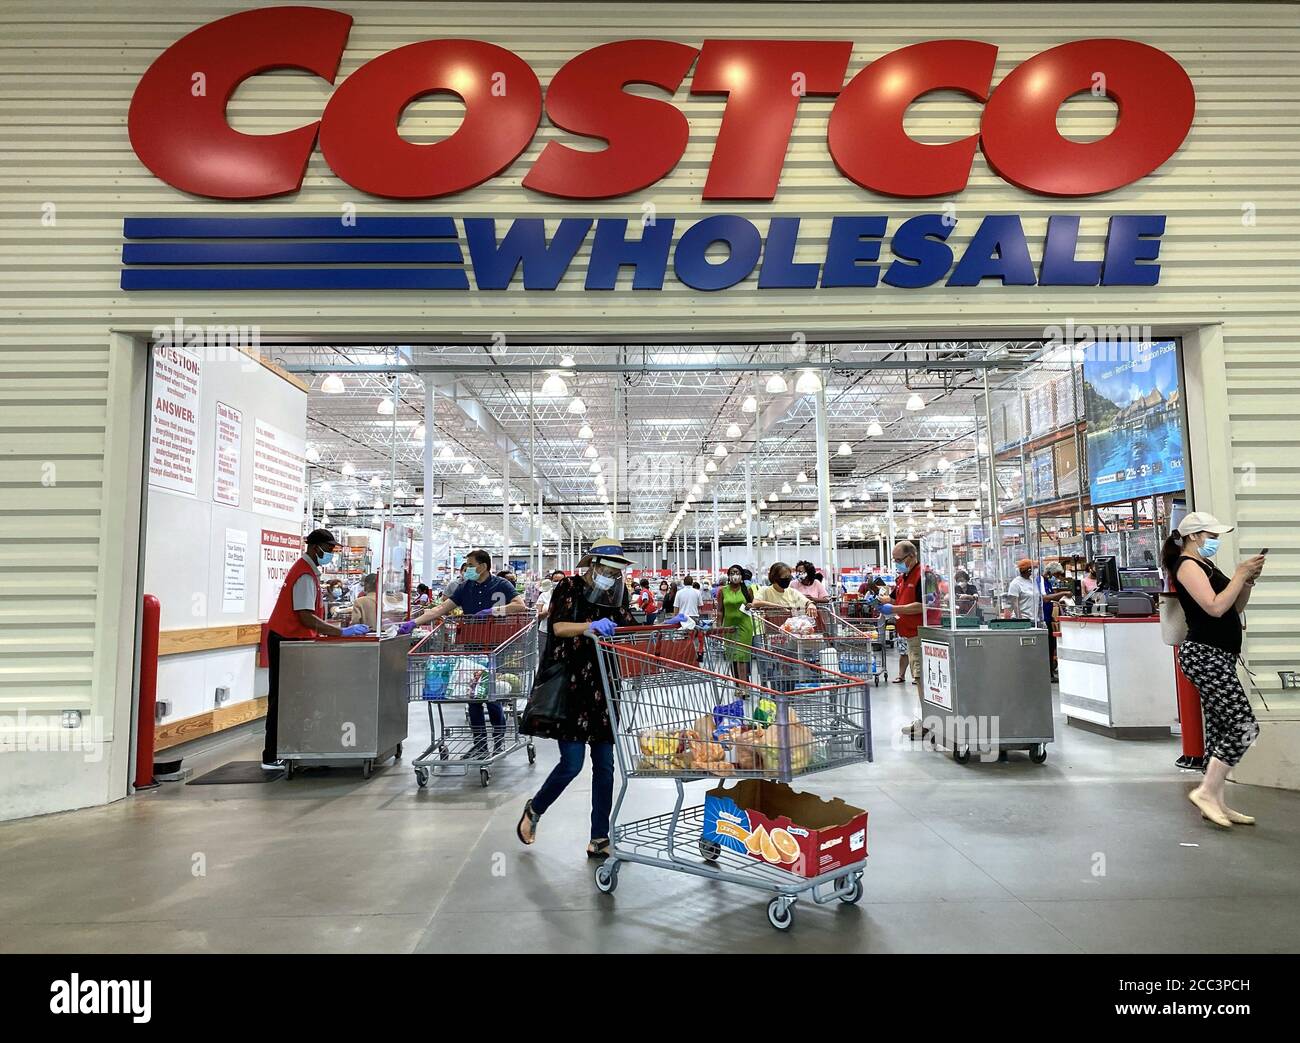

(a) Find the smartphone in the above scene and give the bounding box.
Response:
[1259,548,1270,555]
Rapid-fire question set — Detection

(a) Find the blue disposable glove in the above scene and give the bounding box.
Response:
[340,624,370,637]
[474,607,495,618]
[589,618,617,637]
[666,613,688,625]
[877,603,894,616]
[396,619,418,636]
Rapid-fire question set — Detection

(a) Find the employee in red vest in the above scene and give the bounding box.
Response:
[264,528,370,771]
[873,541,929,738]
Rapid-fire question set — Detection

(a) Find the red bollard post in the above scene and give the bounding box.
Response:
[1174,647,1204,761]
[135,595,160,790]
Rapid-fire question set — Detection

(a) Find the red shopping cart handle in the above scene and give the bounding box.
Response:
[581,623,688,635]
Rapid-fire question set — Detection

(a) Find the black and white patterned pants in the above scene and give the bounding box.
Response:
[1178,640,1259,767]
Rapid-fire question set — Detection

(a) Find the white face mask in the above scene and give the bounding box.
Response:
[593,573,616,591]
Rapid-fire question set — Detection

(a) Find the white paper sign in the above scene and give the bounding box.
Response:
[251,418,306,522]
[148,344,203,497]
[222,529,248,613]
[259,529,302,620]
[921,640,953,710]
[213,401,242,507]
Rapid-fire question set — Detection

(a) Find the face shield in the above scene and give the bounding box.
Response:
[585,562,626,607]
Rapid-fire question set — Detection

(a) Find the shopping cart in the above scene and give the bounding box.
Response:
[823,610,885,686]
[407,615,539,788]
[750,607,839,688]
[591,626,872,931]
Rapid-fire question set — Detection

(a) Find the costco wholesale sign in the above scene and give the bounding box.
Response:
[121,7,1196,293]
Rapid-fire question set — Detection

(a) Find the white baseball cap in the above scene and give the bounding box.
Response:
[1176,511,1234,537]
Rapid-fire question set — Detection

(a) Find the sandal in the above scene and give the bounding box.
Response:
[516,800,540,846]
[586,838,611,860]
[890,676,905,684]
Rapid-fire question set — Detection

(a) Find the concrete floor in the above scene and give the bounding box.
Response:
[2,682,1299,954]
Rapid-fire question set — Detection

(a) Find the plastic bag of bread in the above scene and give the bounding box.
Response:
[732,726,768,772]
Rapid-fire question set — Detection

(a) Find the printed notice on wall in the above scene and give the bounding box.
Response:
[148,344,203,497]
[252,418,306,522]
[213,401,242,507]
[222,528,247,613]
[921,640,953,710]
[259,529,301,620]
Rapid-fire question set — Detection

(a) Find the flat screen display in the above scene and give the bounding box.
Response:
[1083,341,1185,505]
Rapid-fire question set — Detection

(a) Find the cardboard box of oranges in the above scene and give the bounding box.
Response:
[702,780,868,879]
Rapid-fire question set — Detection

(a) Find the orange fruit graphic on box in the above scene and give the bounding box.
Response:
[744,822,767,854]
[758,828,782,864]
[770,827,800,864]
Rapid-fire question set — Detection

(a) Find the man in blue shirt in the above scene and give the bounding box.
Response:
[397,549,526,754]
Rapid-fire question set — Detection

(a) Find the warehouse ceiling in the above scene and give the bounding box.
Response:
[270,340,1072,548]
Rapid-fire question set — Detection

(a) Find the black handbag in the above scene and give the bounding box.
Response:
[520,655,568,734]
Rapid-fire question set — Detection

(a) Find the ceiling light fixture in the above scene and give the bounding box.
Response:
[838,442,852,457]
[741,395,757,413]
[540,373,568,397]
[568,397,586,414]
[765,373,788,394]
[866,420,883,437]
[795,370,821,394]
[906,392,925,411]
[321,374,345,394]
[377,397,394,416]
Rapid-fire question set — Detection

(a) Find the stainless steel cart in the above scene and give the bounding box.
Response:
[592,625,873,931]
[407,615,538,788]
[277,633,410,779]
[917,624,1054,764]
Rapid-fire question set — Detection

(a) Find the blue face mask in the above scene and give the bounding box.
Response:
[895,561,909,575]
[1201,537,1220,559]
[317,550,333,567]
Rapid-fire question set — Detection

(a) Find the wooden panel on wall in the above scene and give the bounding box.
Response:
[157,624,263,657]
[154,696,267,752]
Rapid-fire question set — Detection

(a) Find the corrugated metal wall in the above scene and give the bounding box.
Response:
[0,2,1298,738]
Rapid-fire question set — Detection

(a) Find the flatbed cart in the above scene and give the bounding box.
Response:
[591,626,873,931]
[407,615,539,787]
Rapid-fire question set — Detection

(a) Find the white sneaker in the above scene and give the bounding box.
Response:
[261,759,286,772]
[900,720,930,738]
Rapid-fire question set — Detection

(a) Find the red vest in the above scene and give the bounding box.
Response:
[268,556,323,639]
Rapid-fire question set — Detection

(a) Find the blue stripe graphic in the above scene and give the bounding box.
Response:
[121,268,471,291]
[123,241,464,265]
[123,216,458,239]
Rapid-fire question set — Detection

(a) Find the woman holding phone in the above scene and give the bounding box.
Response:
[1161,512,1266,828]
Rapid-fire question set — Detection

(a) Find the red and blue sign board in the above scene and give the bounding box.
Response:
[121,6,1196,292]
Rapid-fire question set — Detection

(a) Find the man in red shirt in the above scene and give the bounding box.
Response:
[263,528,369,771]
[875,540,930,739]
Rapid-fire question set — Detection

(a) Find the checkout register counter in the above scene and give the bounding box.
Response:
[1057,569,1175,738]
